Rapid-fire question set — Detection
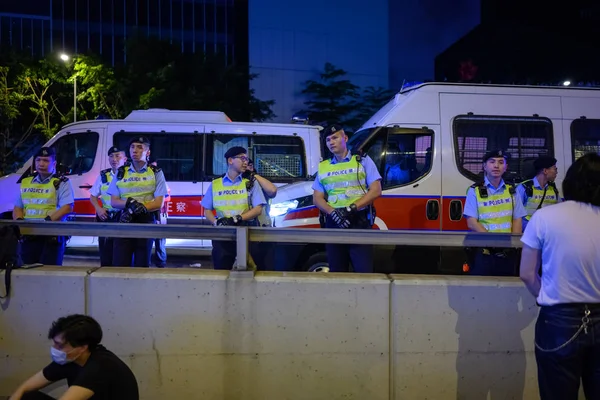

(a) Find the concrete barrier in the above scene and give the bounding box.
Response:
[1,268,550,400]
[0,267,89,398]
[391,275,539,400]
[87,269,390,400]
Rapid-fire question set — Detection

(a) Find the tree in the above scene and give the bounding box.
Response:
[300,63,360,128]
[353,86,396,127]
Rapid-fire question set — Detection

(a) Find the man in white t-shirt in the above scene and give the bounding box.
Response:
[520,152,600,400]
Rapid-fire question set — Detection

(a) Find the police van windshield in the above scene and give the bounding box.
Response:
[347,128,377,153]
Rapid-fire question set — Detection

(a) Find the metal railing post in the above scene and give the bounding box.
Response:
[232,226,248,271]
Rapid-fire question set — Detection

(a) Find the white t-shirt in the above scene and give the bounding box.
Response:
[521,201,600,306]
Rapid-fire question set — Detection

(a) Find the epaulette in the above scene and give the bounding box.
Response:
[53,174,69,190]
[507,184,516,195]
[149,164,161,173]
[17,170,35,184]
[116,165,127,180]
[100,168,111,184]
[549,181,559,196]
[521,180,534,198]
[470,181,488,198]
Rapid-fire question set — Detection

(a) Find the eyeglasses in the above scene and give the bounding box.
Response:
[233,156,249,162]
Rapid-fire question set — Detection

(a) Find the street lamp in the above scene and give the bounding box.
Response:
[60,53,77,122]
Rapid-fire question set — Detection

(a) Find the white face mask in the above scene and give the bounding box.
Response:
[50,346,73,365]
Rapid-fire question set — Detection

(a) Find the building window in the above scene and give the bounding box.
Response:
[453,115,554,182]
[571,119,600,161]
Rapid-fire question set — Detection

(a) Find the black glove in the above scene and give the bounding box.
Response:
[44,216,52,221]
[119,209,133,223]
[126,198,147,215]
[330,209,351,229]
[216,217,235,226]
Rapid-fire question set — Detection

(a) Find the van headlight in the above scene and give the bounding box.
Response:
[269,199,299,217]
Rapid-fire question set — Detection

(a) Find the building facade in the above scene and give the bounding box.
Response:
[0,0,247,65]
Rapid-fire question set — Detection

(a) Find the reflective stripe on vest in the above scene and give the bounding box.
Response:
[100,171,117,211]
[520,180,559,221]
[317,155,366,208]
[212,177,249,218]
[20,176,58,219]
[116,167,156,202]
[475,185,514,233]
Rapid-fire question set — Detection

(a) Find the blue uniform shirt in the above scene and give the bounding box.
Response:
[106,162,168,199]
[463,177,527,220]
[15,174,75,209]
[516,176,562,230]
[201,172,267,210]
[312,151,382,193]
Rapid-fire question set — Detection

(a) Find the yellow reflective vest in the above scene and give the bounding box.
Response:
[317,155,366,208]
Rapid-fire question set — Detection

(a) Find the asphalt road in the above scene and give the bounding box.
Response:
[63,249,214,269]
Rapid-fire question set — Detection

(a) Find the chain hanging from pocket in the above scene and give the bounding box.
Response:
[535,307,591,353]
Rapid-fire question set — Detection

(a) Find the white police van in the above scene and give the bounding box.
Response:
[0,109,322,251]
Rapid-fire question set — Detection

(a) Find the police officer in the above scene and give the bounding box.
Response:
[516,155,561,231]
[243,158,278,270]
[312,124,382,273]
[12,147,74,265]
[202,147,266,270]
[107,137,168,267]
[89,146,127,266]
[463,150,527,276]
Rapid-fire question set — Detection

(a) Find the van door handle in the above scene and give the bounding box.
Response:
[449,200,463,221]
[426,199,439,220]
[79,184,92,189]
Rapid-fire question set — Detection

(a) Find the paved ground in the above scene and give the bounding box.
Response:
[63,249,214,269]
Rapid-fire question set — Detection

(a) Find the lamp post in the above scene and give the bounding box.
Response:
[60,53,77,122]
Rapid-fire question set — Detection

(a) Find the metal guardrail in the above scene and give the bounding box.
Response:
[0,220,524,271]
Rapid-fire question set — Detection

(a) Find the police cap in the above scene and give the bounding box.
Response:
[322,124,344,138]
[224,146,247,159]
[482,150,508,163]
[34,147,56,158]
[128,136,151,147]
[107,146,123,156]
[534,156,557,171]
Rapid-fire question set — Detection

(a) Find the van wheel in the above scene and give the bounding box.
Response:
[302,252,329,272]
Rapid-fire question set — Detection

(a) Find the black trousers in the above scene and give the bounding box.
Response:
[324,210,373,273]
[469,248,518,276]
[96,212,119,266]
[21,235,66,266]
[112,212,157,267]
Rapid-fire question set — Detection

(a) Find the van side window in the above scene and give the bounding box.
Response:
[570,119,600,161]
[52,132,99,176]
[361,127,433,189]
[453,116,554,182]
[207,134,306,181]
[114,133,200,182]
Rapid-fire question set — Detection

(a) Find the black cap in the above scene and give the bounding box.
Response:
[534,156,557,171]
[34,147,55,158]
[107,146,123,156]
[128,136,151,147]
[224,146,247,159]
[322,124,344,137]
[482,150,508,163]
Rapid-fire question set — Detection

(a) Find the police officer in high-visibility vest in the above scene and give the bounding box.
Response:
[312,124,382,273]
[12,147,74,265]
[89,146,127,266]
[107,137,168,267]
[463,150,527,276]
[202,146,266,270]
[516,155,561,231]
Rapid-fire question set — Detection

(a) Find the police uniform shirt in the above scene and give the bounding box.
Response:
[15,174,75,218]
[521,201,600,306]
[201,173,267,211]
[105,162,168,200]
[311,151,382,193]
[515,176,562,207]
[90,170,115,198]
[463,177,527,220]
